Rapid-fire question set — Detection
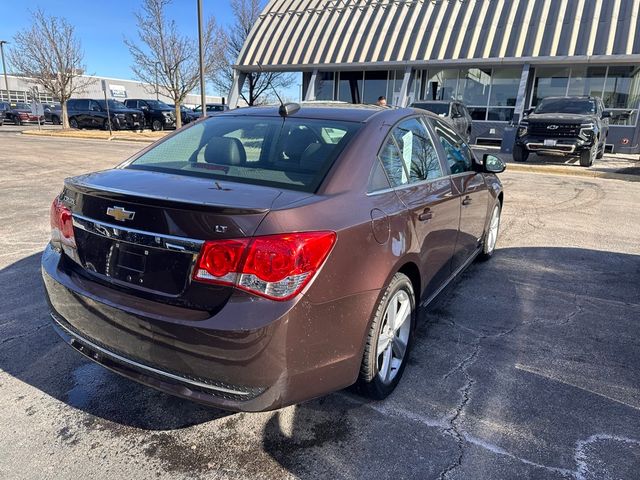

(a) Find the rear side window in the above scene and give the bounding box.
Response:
[128,116,361,192]
[377,117,443,187]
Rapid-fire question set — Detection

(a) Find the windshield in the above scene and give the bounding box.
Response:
[15,103,30,109]
[535,98,596,115]
[412,102,450,116]
[145,100,171,109]
[128,115,362,192]
[97,100,127,110]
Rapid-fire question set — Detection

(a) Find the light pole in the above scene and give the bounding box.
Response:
[0,41,9,104]
[197,0,207,118]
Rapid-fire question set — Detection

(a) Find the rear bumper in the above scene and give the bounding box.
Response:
[41,244,375,411]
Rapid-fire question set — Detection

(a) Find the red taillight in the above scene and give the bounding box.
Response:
[193,231,336,301]
[50,197,75,247]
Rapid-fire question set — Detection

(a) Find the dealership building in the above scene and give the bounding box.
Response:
[0,74,222,109]
[231,0,640,153]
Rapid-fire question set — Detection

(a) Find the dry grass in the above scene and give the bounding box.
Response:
[22,128,168,143]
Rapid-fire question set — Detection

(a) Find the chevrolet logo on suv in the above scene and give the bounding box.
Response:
[547,124,559,130]
[106,206,135,222]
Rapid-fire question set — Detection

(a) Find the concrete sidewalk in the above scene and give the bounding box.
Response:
[473,146,640,182]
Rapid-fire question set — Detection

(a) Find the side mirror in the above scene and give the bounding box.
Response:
[601,110,611,119]
[523,107,534,116]
[482,154,506,174]
[451,112,462,119]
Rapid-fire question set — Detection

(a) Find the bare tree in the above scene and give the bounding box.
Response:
[8,9,94,129]
[211,0,294,106]
[125,0,225,128]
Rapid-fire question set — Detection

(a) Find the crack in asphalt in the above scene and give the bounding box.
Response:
[0,323,50,346]
[435,316,518,480]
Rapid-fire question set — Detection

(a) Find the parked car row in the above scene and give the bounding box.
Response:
[0,101,45,126]
[0,99,227,131]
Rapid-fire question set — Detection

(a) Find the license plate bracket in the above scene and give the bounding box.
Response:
[113,243,147,284]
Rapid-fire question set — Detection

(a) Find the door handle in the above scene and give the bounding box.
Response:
[462,196,472,206]
[418,209,433,222]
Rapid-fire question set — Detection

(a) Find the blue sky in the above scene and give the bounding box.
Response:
[0,1,253,97]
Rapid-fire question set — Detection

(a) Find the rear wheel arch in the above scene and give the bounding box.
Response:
[397,262,421,308]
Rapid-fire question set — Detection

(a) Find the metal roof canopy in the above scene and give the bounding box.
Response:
[236,0,640,72]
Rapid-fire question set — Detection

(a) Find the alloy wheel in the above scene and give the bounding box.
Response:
[376,289,412,385]
[486,205,500,254]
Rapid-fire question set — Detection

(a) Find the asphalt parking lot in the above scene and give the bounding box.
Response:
[1,133,639,480]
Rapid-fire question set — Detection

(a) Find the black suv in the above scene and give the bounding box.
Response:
[411,100,473,142]
[67,99,143,130]
[124,99,176,131]
[514,96,610,167]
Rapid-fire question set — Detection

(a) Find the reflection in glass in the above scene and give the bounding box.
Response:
[338,71,363,103]
[489,68,520,107]
[458,68,491,106]
[603,66,640,109]
[567,66,607,98]
[423,69,458,101]
[363,71,389,104]
[532,67,570,105]
[316,72,335,101]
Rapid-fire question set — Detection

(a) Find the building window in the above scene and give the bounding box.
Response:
[363,71,388,104]
[567,66,607,98]
[459,68,491,107]
[531,65,640,126]
[337,71,363,103]
[316,72,335,101]
[421,69,458,101]
[419,68,520,122]
[532,67,570,105]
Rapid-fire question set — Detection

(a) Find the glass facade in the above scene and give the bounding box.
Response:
[312,64,639,126]
[420,67,520,122]
[532,65,640,125]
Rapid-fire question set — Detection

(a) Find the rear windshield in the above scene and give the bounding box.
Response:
[535,98,596,115]
[127,115,362,192]
[413,103,450,116]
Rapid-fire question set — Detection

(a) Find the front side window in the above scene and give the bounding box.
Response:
[432,119,475,175]
[128,116,361,192]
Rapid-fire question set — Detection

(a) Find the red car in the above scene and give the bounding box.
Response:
[5,102,45,125]
[43,103,505,411]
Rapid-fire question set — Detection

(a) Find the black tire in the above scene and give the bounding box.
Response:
[14,117,22,126]
[596,138,605,159]
[69,118,79,129]
[357,272,416,400]
[478,202,501,262]
[580,144,596,167]
[151,119,163,131]
[513,144,529,162]
[51,115,60,125]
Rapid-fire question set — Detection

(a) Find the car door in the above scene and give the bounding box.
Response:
[378,116,460,300]
[89,100,104,128]
[430,118,489,272]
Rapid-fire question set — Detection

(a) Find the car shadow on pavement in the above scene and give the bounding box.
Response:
[0,253,229,430]
[260,246,640,479]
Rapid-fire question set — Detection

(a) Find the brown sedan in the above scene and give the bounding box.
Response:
[42,103,505,411]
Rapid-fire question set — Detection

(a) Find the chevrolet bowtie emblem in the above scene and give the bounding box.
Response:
[547,124,559,130]
[106,206,135,222]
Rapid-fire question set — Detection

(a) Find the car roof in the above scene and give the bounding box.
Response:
[413,100,454,104]
[222,102,391,122]
[541,96,596,101]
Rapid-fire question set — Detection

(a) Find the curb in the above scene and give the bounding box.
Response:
[21,130,159,143]
[505,163,640,182]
